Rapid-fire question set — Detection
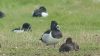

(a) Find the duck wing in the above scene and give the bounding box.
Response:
[51,30,62,39]
[59,43,71,52]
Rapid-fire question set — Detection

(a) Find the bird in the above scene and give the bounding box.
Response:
[12,27,24,33]
[40,21,62,47]
[12,23,32,33]
[32,6,48,17]
[0,11,4,18]
[59,37,79,52]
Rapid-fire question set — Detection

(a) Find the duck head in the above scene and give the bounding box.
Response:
[66,37,73,44]
[51,21,60,31]
[39,6,47,12]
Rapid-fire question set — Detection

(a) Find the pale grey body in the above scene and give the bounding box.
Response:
[41,32,60,45]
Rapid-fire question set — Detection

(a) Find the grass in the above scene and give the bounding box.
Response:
[0,0,100,56]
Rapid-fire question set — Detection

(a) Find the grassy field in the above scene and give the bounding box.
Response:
[0,0,100,56]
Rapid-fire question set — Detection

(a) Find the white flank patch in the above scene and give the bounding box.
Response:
[42,32,60,44]
[41,12,48,17]
[13,30,24,33]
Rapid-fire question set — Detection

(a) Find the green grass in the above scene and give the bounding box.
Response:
[0,0,100,56]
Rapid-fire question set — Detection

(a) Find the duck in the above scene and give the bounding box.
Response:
[40,21,62,47]
[59,37,79,52]
[0,11,4,18]
[32,6,48,17]
[12,23,32,33]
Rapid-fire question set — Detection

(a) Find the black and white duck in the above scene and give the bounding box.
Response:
[12,23,32,33]
[40,21,62,47]
[32,6,48,17]
[0,11,4,18]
